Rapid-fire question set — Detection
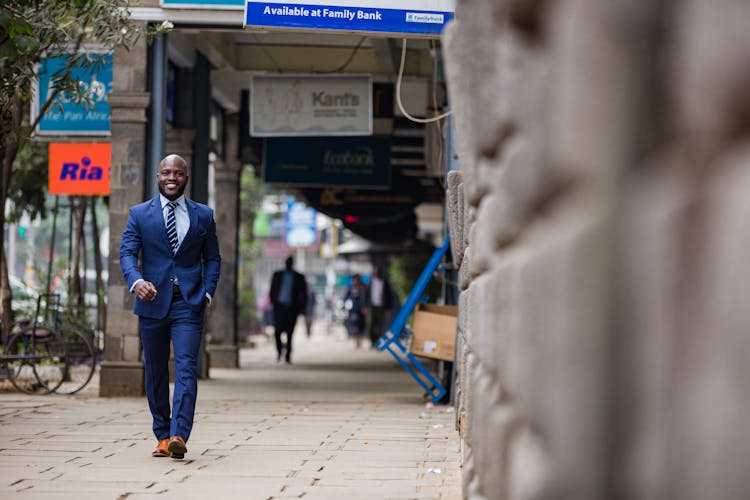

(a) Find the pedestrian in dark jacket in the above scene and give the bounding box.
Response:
[269,256,307,363]
[366,266,393,348]
[345,274,367,348]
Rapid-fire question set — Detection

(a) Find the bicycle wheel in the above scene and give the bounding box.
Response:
[54,326,96,395]
[5,326,65,394]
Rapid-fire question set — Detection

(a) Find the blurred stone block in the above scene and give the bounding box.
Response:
[506,424,555,500]
[100,361,144,397]
[446,171,465,266]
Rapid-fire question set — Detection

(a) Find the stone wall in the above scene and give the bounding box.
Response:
[443,1,750,498]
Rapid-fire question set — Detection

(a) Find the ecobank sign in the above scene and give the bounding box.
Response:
[264,136,391,188]
[244,0,455,38]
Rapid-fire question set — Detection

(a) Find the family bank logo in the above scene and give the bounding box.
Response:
[48,143,110,195]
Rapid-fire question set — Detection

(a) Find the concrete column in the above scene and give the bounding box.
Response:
[191,51,210,204]
[146,35,167,199]
[100,32,150,397]
[206,112,241,368]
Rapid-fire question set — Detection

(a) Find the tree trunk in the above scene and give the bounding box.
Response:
[0,245,11,334]
[0,141,12,333]
[70,195,87,308]
[0,107,22,331]
[91,196,106,333]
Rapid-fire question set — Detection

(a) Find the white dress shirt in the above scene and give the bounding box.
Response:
[160,194,188,250]
[370,277,384,307]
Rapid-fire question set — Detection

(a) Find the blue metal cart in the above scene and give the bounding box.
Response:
[376,235,452,403]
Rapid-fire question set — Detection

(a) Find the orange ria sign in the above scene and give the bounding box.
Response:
[48,142,111,195]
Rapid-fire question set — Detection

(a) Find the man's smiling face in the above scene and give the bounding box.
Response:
[157,155,188,201]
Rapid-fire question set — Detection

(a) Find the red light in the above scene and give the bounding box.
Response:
[344,215,359,223]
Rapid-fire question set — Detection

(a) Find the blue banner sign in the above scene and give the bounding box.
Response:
[245,1,455,37]
[161,0,244,8]
[264,136,391,188]
[285,197,317,247]
[34,53,113,136]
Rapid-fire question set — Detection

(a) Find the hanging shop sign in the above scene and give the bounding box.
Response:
[32,53,113,136]
[251,74,371,137]
[264,136,390,188]
[162,0,244,8]
[285,197,318,247]
[48,143,111,195]
[244,0,455,37]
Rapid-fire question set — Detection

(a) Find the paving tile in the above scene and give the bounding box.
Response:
[0,328,462,498]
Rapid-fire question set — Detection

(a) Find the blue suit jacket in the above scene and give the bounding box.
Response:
[120,196,221,319]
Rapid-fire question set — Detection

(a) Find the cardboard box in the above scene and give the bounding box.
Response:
[409,304,458,361]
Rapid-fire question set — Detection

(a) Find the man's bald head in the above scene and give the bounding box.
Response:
[160,154,187,170]
[157,154,189,200]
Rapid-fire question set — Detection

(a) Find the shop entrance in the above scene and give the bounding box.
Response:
[101,6,454,395]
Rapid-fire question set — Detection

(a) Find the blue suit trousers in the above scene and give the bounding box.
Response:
[139,294,205,442]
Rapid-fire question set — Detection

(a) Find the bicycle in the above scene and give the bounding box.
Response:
[1,294,66,394]
[1,293,96,395]
[54,303,98,395]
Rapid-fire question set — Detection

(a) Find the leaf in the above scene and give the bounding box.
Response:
[0,42,18,64]
[0,10,11,31]
[9,19,34,37]
[13,35,39,55]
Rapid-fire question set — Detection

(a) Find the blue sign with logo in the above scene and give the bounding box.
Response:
[244,1,454,37]
[285,197,317,247]
[264,136,391,188]
[35,53,113,136]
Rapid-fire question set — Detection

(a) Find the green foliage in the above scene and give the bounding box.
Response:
[237,168,265,335]
[1,0,169,167]
[239,167,266,223]
[1,0,162,134]
[6,139,47,223]
[390,251,443,306]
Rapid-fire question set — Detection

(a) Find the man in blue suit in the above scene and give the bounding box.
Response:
[120,154,221,460]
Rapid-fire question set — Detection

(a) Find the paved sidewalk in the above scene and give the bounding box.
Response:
[0,323,462,499]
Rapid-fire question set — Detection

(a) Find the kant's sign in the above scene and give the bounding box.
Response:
[244,1,455,38]
[251,74,371,137]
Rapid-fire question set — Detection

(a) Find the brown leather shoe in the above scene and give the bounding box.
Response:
[152,438,170,457]
[168,436,187,459]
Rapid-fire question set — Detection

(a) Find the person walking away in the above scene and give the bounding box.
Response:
[367,266,393,349]
[304,278,316,338]
[269,256,307,363]
[120,154,221,460]
[345,274,367,348]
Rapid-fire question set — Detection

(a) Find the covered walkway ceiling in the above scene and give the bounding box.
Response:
[132,7,447,247]
[168,30,440,114]
[132,6,439,75]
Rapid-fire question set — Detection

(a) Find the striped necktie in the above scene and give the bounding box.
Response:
[166,201,179,254]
